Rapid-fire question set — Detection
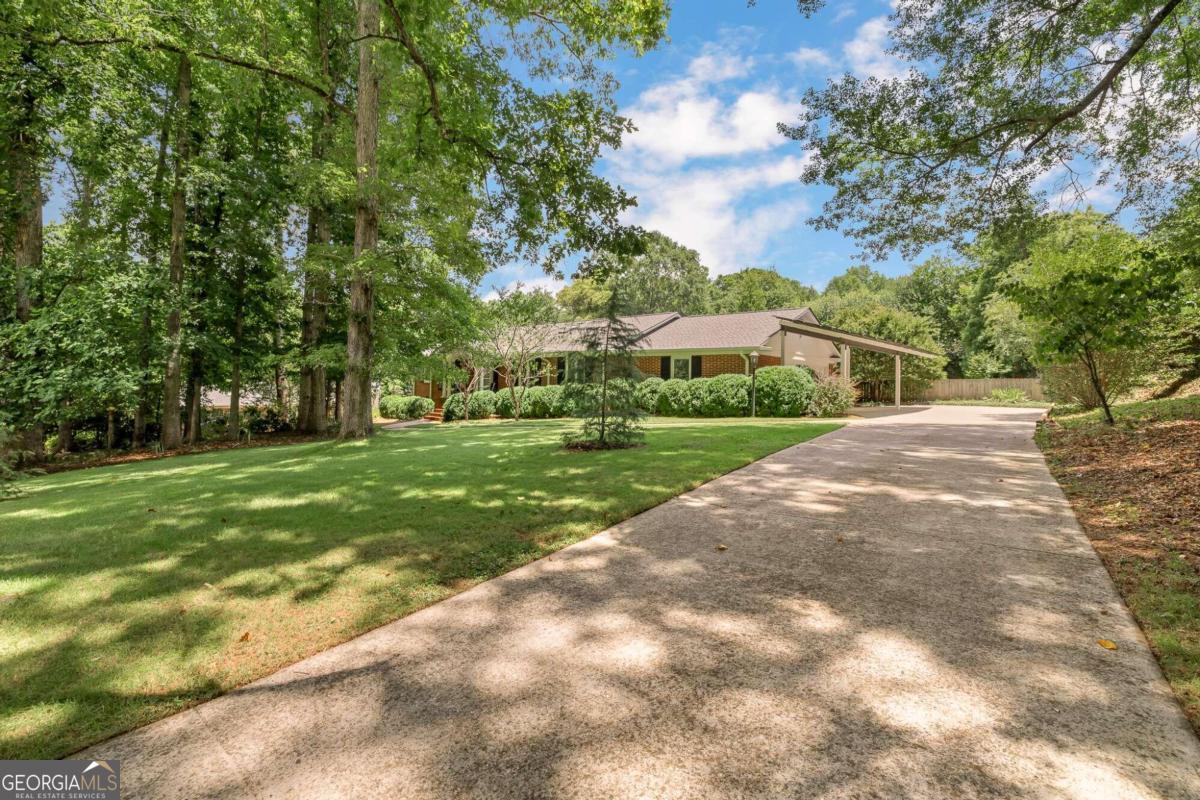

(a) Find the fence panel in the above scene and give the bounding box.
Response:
[916,377,1044,401]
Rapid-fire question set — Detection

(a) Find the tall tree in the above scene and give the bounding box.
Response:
[784,1,1200,257]
[709,267,818,313]
[565,231,712,318]
[1005,212,1181,423]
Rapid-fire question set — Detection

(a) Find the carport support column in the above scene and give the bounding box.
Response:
[840,344,850,381]
[894,354,902,409]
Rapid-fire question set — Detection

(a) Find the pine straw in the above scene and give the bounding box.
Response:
[1039,402,1200,732]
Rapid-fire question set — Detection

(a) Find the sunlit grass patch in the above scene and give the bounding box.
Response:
[0,418,837,758]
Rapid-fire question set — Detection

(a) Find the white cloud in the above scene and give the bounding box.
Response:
[831,5,857,24]
[607,39,815,275]
[621,46,802,165]
[620,156,812,275]
[789,47,835,71]
[844,16,906,80]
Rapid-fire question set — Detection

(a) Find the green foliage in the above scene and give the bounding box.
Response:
[682,377,708,417]
[442,390,498,422]
[564,231,711,318]
[1041,352,1149,410]
[656,378,690,416]
[378,395,434,420]
[784,1,1197,258]
[813,294,946,400]
[808,376,856,417]
[709,268,817,314]
[1005,212,1181,420]
[701,373,750,417]
[753,367,817,417]
[524,385,565,419]
[0,424,30,499]
[633,376,664,413]
[987,388,1029,405]
[562,291,644,448]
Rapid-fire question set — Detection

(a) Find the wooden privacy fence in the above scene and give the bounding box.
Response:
[915,377,1045,401]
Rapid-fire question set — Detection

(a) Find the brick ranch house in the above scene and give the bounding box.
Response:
[414,307,937,411]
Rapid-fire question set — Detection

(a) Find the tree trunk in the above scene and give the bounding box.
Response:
[298,0,334,434]
[185,364,203,445]
[106,408,116,451]
[161,53,192,450]
[228,262,246,440]
[341,0,380,440]
[55,420,73,454]
[12,61,45,460]
[135,96,173,449]
[1081,346,1115,425]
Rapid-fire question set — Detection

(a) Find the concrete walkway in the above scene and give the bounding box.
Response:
[86,406,1200,799]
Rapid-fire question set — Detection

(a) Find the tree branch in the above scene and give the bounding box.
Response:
[39,33,351,116]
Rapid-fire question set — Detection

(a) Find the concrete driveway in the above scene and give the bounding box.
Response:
[85,406,1200,799]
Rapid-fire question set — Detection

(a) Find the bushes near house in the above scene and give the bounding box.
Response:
[442,390,498,421]
[702,373,750,417]
[634,376,664,413]
[656,378,690,416]
[754,366,817,417]
[378,394,435,420]
[808,376,856,418]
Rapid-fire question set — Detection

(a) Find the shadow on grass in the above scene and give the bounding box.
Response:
[0,419,836,758]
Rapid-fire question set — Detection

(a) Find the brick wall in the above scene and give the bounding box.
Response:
[635,356,661,377]
[700,354,748,377]
[757,355,782,367]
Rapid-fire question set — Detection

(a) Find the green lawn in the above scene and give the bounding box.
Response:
[0,418,838,758]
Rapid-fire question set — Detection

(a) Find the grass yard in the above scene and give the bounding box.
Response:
[0,418,838,759]
[1038,395,1200,732]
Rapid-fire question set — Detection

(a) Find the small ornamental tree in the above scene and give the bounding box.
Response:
[563,290,644,449]
[1005,212,1181,424]
[482,285,558,422]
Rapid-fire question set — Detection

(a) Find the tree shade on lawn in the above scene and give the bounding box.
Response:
[0,418,838,759]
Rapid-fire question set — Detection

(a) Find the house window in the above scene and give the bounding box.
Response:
[672,357,690,379]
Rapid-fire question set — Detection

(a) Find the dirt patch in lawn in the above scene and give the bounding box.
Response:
[1039,406,1200,733]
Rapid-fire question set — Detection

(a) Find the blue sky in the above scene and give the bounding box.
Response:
[487,0,1126,298]
[488,0,916,296]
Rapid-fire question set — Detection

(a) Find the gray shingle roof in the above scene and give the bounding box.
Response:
[539,308,815,353]
[639,307,814,350]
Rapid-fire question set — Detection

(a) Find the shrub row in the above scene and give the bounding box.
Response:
[635,367,854,418]
[437,367,855,422]
[378,394,435,420]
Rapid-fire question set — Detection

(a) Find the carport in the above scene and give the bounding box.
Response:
[773,319,941,408]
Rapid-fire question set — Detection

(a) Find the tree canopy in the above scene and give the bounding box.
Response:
[783,0,1200,257]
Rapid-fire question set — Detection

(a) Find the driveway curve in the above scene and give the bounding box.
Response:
[85,405,1200,799]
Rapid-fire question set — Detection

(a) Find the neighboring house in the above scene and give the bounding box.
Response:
[415,307,937,409]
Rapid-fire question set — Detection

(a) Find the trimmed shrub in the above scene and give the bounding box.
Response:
[807,376,856,417]
[527,385,564,418]
[634,376,664,413]
[701,373,750,417]
[553,383,581,417]
[378,394,434,420]
[443,390,498,421]
[682,379,708,416]
[495,391,515,418]
[754,366,817,417]
[655,378,690,416]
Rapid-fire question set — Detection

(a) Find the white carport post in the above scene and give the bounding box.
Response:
[840,343,851,381]
[894,354,902,409]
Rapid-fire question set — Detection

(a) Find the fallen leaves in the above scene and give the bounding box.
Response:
[238,631,251,643]
[715,544,728,552]
[1097,639,1118,651]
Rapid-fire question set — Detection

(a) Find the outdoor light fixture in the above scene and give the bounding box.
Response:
[749,351,759,417]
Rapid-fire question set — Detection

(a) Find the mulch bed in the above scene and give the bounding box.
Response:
[1039,413,1200,731]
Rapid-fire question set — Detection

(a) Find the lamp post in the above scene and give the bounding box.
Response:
[749,351,759,417]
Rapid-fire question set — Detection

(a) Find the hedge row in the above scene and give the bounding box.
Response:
[378,394,435,420]
[426,367,855,423]
[633,368,853,418]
